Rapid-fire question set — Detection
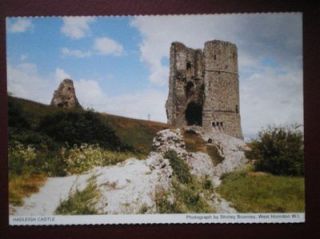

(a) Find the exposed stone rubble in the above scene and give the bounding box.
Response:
[51,79,82,109]
[153,127,248,186]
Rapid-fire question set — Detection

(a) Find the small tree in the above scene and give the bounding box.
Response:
[246,125,304,176]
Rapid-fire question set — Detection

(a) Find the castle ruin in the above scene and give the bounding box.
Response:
[165,40,243,139]
[51,79,82,109]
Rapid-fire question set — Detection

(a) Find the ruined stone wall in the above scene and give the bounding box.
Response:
[202,41,243,138]
[166,40,243,139]
[166,42,204,126]
[51,79,82,109]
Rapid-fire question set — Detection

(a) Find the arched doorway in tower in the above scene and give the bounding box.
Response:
[185,101,202,126]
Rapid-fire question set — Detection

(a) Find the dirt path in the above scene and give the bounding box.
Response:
[11,175,89,216]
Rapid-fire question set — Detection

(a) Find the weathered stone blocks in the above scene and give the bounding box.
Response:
[166,40,243,139]
[51,79,82,109]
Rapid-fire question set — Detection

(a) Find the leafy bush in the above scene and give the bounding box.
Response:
[64,144,136,174]
[31,149,68,177]
[246,125,304,176]
[8,97,30,129]
[38,111,129,150]
[164,150,192,184]
[9,128,58,150]
[9,142,37,175]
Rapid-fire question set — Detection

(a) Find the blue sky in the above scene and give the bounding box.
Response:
[6,14,303,139]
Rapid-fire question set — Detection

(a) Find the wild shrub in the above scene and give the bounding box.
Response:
[8,97,30,129]
[55,177,100,215]
[159,150,214,213]
[64,144,136,174]
[9,128,58,150]
[38,111,129,150]
[9,142,37,175]
[246,125,304,176]
[164,150,192,184]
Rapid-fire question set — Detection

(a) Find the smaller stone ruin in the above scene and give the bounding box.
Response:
[50,79,82,109]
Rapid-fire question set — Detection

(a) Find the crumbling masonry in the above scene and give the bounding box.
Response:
[165,40,243,139]
[51,79,82,109]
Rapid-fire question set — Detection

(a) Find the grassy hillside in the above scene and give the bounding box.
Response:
[9,96,168,154]
[102,113,168,154]
[8,96,168,206]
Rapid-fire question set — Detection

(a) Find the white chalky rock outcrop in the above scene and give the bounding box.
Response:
[11,127,246,215]
[153,127,248,186]
[91,154,173,214]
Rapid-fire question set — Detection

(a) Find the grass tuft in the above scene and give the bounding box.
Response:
[158,150,215,213]
[164,150,192,184]
[55,177,100,215]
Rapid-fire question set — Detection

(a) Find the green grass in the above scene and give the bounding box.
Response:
[217,170,305,212]
[9,173,47,206]
[55,177,100,215]
[157,150,215,213]
[105,113,167,154]
[164,150,192,184]
[156,177,215,213]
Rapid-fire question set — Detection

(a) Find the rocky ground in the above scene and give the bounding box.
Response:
[11,127,248,215]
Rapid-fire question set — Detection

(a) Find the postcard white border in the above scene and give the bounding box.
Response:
[9,213,305,225]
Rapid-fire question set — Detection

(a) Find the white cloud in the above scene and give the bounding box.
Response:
[8,62,165,123]
[130,14,303,138]
[93,37,124,56]
[61,37,123,58]
[8,19,33,33]
[7,63,55,103]
[240,67,303,139]
[55,68,72,82]
[103,89,167,122]
[74,79,105,107]
[130,14,302,85]
[61,47,92,58]
[73,78,167,122]
[61,17,95,39]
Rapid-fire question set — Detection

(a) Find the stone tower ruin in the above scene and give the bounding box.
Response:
[51,79,82,109]
[165,40,243,139]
